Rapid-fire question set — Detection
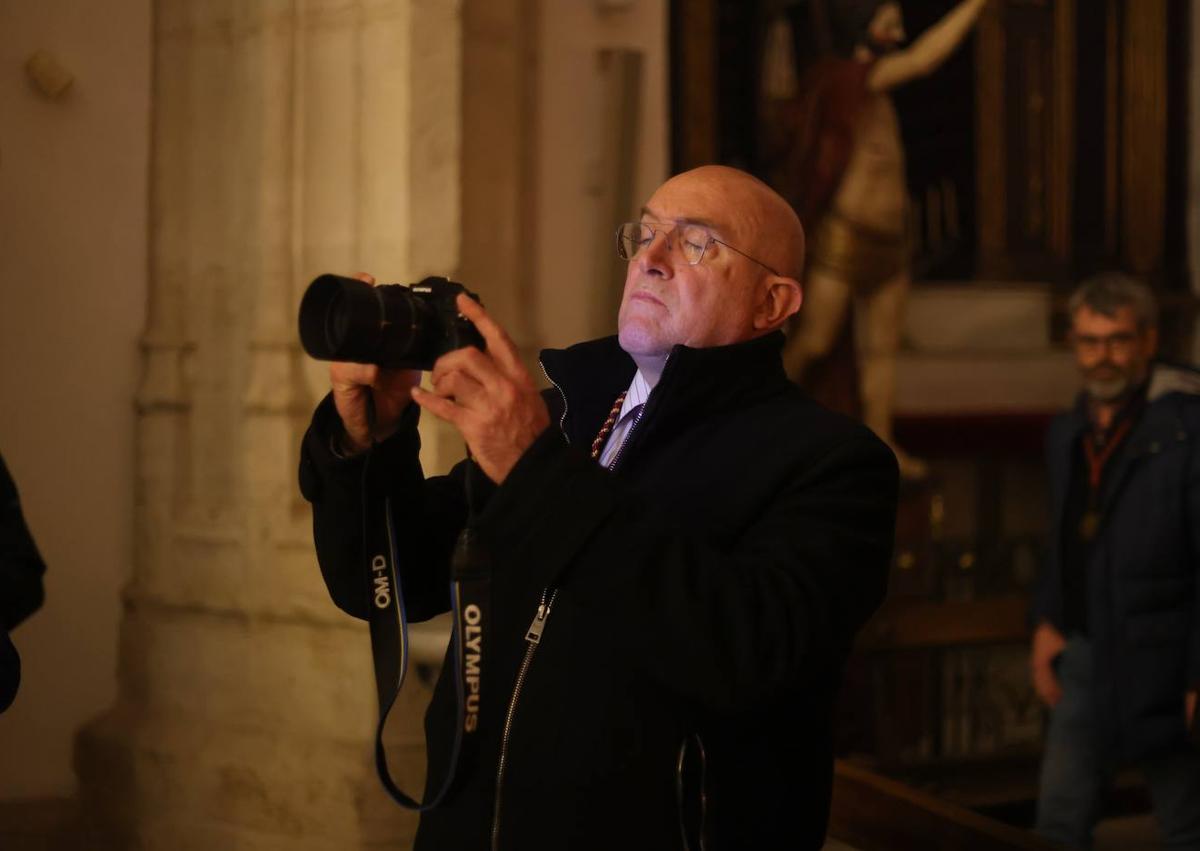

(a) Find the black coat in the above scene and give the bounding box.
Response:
[1,452,47,713]
[300,332,898,849]
[1032,364,1200,763]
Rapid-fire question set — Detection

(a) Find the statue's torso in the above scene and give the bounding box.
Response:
[831,92,907,235]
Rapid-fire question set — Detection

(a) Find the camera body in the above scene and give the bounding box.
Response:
[298,274,484,370]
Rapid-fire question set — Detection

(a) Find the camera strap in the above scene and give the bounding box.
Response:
[361,449,490,811]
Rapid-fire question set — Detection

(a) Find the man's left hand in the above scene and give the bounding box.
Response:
[411,294,550,484]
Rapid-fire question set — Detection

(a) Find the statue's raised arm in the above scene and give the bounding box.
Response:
[759,0,991,480]
[868,0,989,93]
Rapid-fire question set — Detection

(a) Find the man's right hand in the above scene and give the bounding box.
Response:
[1030,621,1066,708]
[329,273,422,455]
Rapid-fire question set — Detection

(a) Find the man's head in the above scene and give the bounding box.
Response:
[830,0,905,57]
[616,165,804,370]
[1068,273,1159,403]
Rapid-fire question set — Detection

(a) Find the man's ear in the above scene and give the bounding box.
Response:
[754,276,803,331]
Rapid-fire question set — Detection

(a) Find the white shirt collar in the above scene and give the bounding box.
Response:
[616,369,652,424]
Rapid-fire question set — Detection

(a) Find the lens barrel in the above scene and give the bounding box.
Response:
[300,270,487,367]
[298,274,463,369]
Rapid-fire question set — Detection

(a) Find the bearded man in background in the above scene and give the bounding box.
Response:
[1030,273,1200,847]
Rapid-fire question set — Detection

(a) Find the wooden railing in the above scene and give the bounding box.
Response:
[857,595,1032,651]
[829,760,1062,851]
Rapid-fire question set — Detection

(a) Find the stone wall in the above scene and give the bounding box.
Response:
[74,1,461,847]
[0,0,151,801]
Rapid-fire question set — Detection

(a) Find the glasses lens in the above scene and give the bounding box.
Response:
[614,222,714,265]
[678,224,711,265]
[616,222,651,261]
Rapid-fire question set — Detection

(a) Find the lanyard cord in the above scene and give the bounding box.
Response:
[1082,418,1133,491]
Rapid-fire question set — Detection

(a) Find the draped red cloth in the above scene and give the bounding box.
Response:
[782,57,874,229]
[768,58,874,418]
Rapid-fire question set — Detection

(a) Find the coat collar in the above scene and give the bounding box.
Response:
[1058,362,1198,444]
[539,332,790,446]
[1051,364,1198,518]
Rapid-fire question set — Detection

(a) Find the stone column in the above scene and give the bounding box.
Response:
[74,1,461,848]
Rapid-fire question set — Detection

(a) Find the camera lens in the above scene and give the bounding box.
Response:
[299,274,381,363]
[323,289,352,354]
[300,273,456,369]
[299,273,482,370]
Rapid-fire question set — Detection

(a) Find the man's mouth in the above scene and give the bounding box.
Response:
[630,291,665,308]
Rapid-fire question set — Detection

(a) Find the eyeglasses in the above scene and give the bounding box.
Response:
[1071,331,1140,353]
[615,221,780,276]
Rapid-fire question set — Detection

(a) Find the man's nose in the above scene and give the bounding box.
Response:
[638,228,674,274]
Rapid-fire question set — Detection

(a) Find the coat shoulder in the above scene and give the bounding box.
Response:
[1149,362,1200,402]
[759,385,898,475]
[1148,364,1200,430]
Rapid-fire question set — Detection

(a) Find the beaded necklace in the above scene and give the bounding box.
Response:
[590,391,628,460]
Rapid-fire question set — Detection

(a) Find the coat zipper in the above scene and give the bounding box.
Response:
[605,400,647,471]
[491,356,664,846]
[607,353,670,473]
[538,360,570,445]
[490,588,558,850]
[489,359,567,849]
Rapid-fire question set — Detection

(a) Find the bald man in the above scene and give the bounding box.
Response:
[300,166,898,849]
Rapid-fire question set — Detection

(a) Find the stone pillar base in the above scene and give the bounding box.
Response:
[76,707,420,850]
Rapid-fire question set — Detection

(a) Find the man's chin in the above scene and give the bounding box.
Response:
[1084,376,1131,402]
[617,324,671,359]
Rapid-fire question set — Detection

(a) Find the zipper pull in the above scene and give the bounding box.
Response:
[525,601,553,644]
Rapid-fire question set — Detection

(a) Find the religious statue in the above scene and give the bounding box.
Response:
[761,0,989,479]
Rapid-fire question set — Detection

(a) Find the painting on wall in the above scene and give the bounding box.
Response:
[671,0,1191,289]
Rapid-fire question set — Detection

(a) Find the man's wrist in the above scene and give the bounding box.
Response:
[330,427,370,460]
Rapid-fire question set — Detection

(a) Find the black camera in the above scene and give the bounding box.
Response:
[298,274,484,370]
